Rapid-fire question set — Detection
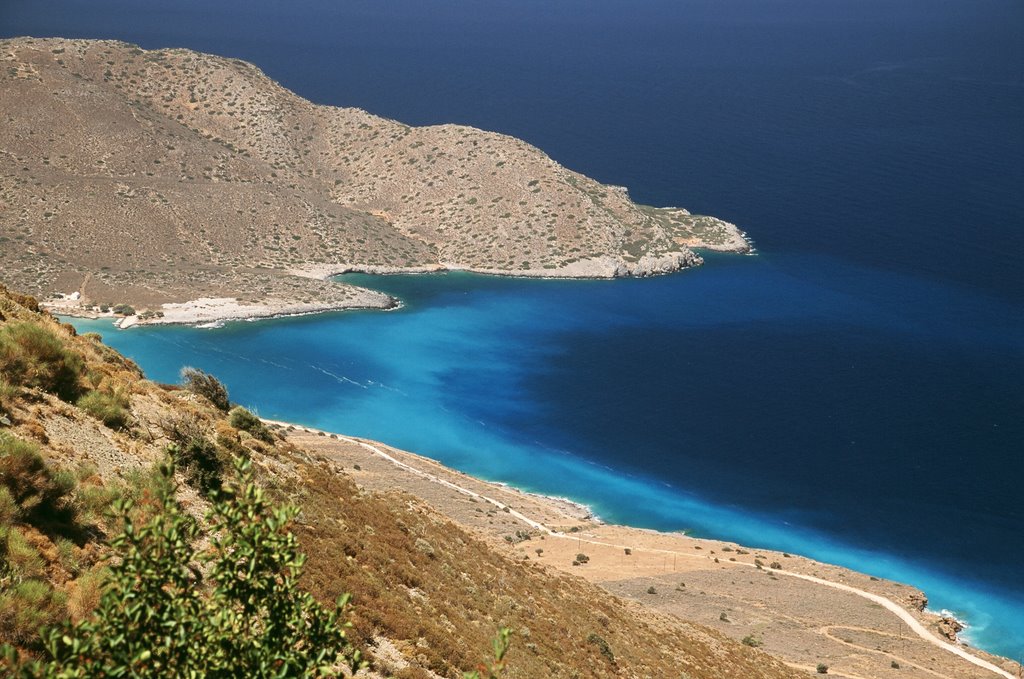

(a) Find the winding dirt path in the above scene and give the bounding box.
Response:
[819,626,953,679]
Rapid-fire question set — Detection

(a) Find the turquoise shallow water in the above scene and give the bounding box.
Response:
[6,0,1021,660]
[67,252,1024,657]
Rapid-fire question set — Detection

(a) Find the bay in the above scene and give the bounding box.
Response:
[4,0,1022,657]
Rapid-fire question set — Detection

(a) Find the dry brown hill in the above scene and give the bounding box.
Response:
[1,37,747,315]
[0,284,798,678]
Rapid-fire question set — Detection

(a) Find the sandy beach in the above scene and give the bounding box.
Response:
[44,290,397,329]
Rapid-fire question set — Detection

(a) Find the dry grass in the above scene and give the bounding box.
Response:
[279,450,797,678]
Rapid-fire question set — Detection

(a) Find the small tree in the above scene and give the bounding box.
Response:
[180,367,230,412]
[3,457,363,677]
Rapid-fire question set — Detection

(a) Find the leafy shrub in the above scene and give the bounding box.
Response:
[75,391,129,430]
[741,635,761,648]
[228,406,273,443]
[180,367,230,411]
[464,628,511,679]
[816,663,829,674]
[0,323,84,402]
[110,304,135,316]
[4,458,364,677]
[172,438,224,497]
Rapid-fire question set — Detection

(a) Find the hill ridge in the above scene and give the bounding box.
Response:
[1,36,748,321]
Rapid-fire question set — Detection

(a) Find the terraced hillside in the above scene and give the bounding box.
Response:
[0,37,747,314]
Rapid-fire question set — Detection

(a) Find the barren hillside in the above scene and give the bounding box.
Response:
[0,37,747,315]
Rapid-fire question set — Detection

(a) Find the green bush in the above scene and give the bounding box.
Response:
[0,323,84,402]
[75,391,130,430]
[0,377,18,414]
[0,580,68,649]
[172,438,226,497]
[3,458,364,677]
[2,525,47,579]
[0,487,18,525]
[180,367,230,411]
[0,436,77,531]
[228,406,273,443]
[586,632,614,663]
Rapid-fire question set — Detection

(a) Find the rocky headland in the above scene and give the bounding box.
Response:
[0,37,749,325]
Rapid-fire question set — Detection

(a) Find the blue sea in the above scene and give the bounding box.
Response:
[3,0,1022,658]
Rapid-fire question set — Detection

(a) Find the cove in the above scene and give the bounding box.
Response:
[67,251,1024,657]
[8,0,1021,660]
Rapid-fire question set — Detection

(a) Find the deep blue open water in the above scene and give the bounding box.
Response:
[4,0,1022,658]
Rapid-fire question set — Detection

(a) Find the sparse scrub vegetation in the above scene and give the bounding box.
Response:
[180,367,230,411]
[75,391,129,430]
[0,323,84,402]
[0,39,743,310]
[162,414,228,496]
[228,406,273,443]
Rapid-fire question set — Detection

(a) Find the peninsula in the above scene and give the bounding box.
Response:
[0,37,748,325]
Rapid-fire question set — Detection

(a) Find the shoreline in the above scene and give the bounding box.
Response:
[49,277,1020,673]
[264,418,1020,678]
[44,248,756,330]
[45,294,402,330]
